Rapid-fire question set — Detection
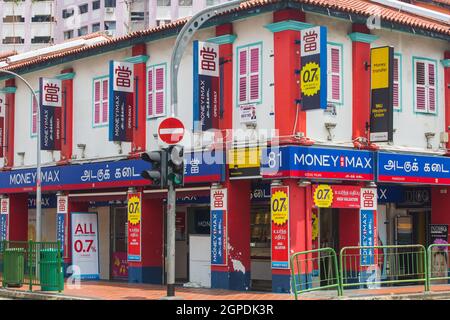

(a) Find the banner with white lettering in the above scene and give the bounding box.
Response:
[56,195,68,258]
[193,40,220,132]
[127,192,142,262]
[211,188,227,266]
[71,212,99,280]
[109,61,134,142]
[39,78,62,151]
[0,198,9,242]
[360,188,377,266]
[0,93,5,158]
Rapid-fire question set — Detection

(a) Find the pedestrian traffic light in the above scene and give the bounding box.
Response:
[167,145,184,187]
[140,150,167,188]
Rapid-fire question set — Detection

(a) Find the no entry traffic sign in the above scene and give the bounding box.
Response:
[158,117,185,145]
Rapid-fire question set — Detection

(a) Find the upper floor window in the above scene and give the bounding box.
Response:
[92,23,101,33]
[327,43,343,105]
[157,0,171,6]
[237,43,262,105]
[147,64,167,118]
[393,54,402,111]
[93,0,101,10]
[79,4,88,14]
[62,9,74,19]
[105,0,116,7]
[93,77,109,126]
[31,92,40,137]
[179,0,192,6]
[413,58,437,114]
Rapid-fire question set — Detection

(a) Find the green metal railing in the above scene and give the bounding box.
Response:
[1,240,64,292]
[427,244,450,288]
[290,248,342,299]
[339,245,428,293]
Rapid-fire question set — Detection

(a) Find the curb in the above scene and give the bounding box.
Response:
[0,288,94,300]
[333,291,450,300]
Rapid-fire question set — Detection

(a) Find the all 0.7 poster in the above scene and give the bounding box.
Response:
[71,212,100,280]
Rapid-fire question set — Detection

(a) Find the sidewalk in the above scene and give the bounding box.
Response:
[2,281,450,300]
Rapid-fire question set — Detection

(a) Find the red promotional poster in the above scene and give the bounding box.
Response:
[112,252,128,279]
[312,184,361,208]
[127,192,142,262]
[271,186,290,269]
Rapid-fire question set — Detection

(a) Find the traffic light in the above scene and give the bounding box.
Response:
[140,150,167,188]
[167,145,184,187]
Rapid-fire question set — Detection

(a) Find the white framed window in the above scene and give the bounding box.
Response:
[93,77,109,126]
[327,43,343,105]
[237,43,262,105]
[147,64,167,118]
[414,58,437,114]
[393,54,402,111]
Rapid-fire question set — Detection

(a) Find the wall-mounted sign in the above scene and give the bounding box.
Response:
[429,224,448,245]
[239,104,257,124]
[211,188,227,266]
[0,93,5,158]
[127,192,141,262]
[312,184,361,208]
[271,186,290,269]
[109,61,134,142]
[71,212,100,280]
[193,40,220,131]
[28,194,57,209]
[0,198,9,242]
[39,78,62,151]
[377,152,450,185]
[261,146,374,181]
[229,147,261,179]
[56,195,68,258]
[377,185,431,208]
[300,26,327,110]
[370,46,394,142]
[360,188,377,266]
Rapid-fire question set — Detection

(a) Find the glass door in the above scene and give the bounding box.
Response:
[110,206,128,280]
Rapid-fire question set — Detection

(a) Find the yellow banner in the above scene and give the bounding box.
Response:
[127,193,141,225]
[371,47,390,90]
[228,147,261,169]
[313,184,334,208]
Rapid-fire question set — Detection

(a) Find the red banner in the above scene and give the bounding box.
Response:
[127,192,141,262]
[271,185,290,269]
[312,184,361,208]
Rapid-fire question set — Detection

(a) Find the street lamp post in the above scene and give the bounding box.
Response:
[166,0,244,298]
[0,70,42,243]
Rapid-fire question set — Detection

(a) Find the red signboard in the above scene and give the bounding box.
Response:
[127,192,142,262]
[158,117,185,145]
[271,185,290,269]
[312,184,361,208]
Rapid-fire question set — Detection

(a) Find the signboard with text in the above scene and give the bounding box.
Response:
[370,46,394,142]
[56,195,68,258]
[127,192,142,262]
[193,40,220,131]
[300,26,327,110]
[211,188,227,266]
[71,212,100,280]
[0,198,9,242]
[229,147,261,179]
[239,104,257,125]
[360,188,377,266]
[39,78,62,150]
[109,61,134,142]
[0,93,5,158]
[312,184,361,208]
[271,186,290,269]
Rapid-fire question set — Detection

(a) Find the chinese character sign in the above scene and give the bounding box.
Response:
[127,192,142,262]
[193,41,220,131]
[271,186,290,269]
[360,188,377,266]
[211,188,227,266]
[56,195,68,258]
[109,61,134,142]
[300,26,327,110]
[0,93,5,158]
[39,78,62,151]
[0,198,9,242]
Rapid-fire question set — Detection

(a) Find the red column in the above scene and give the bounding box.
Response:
[211,180,251,290]
[3,79,16,169]
[443,51,450,152]
[59,69,75,164]
[130,44,148,156]
[128,195,164,284]
[272,10,306,137]
[432,187,450,227]
[8,193,28,241]
[349,25,378,141]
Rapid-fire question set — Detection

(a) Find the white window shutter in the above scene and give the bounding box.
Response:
[428,63,436,113]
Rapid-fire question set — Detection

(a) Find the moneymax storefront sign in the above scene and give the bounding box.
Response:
[261,146,374,181]
[377,152,450,185]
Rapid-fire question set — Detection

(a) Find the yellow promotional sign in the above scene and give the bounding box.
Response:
[312,212,319,240]
[300,61,321,97]
[127,194,141,225]
[271,188,289,226]
[313,184,333,208]
[229,147,261,178]
[371,47,390,90]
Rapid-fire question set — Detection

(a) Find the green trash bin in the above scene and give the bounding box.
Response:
[39,248,64,292]
[3,248,25,288]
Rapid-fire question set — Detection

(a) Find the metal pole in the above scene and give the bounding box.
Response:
[166,0,244,298]
[0,70,41,242]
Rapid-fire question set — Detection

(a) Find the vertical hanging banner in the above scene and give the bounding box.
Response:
[109,60,134,142]
[211,188,227,266]
[71,212,100,280]
[300,26,327,110]
[0,198,9,242]
[360,188,377,266]
[0,93,5,158]
[56,195,68,258]
[127,192,142,262]
[271,185,290,269]
[193,40,220,131]
[370,46,394,142]
[40,78,62,150]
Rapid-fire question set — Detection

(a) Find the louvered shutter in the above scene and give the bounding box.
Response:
[32,93,38,134]
[249,46,260,102]
[147,67,154,117]
[155,66,165,116]
[94,80,101,124]
[415,61,426,112]
[428,63,436,113]
[238,48,248,104]
[393,56,400,110]
[102,79,108,123]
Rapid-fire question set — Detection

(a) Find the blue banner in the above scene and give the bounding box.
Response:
[261,146,374,181]
[211,210,226,265]
[0,214,7,242]
[57,213,65,255]
[377,185,431,207]
[377,152,450,185]
[28,194,57,209]
[360,210,375,266]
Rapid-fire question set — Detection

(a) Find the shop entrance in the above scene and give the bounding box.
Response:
[250,205,271,291]
[110,206,128,281]
[318,208,340,287]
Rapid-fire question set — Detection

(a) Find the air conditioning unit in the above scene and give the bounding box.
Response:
[105,7,114,13]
